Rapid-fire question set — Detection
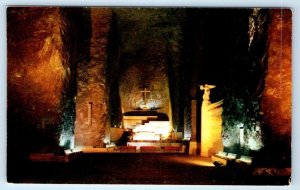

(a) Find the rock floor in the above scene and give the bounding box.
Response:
[7,153,290,185]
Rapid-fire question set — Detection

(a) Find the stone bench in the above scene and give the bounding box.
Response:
[211,151,253,167]
[29,153,71,162]
[140,146,157,152]
[211,151,238,166]
[81,146,108,153]
[235,155,252,165]
[29,150,83,162]
[163,146,182,152]
[119,146,137,152]
[29,153,55,162]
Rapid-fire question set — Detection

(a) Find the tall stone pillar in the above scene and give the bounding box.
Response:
[189,100,200,155]
[200,84,223,157]
[74,9,112,147]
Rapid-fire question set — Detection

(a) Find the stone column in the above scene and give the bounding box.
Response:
[200,96,210,157]
[189,100,199,155]
[200,84,223,157]
[74,9,112,147]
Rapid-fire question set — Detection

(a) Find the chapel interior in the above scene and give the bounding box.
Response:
[7,7,292,184]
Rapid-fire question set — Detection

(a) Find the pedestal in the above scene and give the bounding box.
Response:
[191,100,197,141]
[189,100,200,155]
[200,100,223,157]
[189,141,200,155]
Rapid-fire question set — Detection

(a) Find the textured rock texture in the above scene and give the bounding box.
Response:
[8,7,65,124]
[7,7,77,151]
[115,9,184,131]
[261,10,292,137]
[74,9,112,146]
[119,64,171,115]
[221,9,269,153]
[258,10,292,165]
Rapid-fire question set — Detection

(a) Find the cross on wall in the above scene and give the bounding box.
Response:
[140,88,151,101]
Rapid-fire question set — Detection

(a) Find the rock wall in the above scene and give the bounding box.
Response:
[7,7,76,151]
[8,7,64,124]
[261,10,292,137]
[260,9,292,163]
[115,9,183,130]
[119,64,171,116]
[74,9,112,147]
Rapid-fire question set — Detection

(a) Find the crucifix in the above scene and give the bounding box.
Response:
[140,88,151,102]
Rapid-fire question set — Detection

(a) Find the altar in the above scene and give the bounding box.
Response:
[118,84,181,152]
[123,110,171,141]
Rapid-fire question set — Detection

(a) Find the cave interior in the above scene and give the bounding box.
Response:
[7,7,291,168]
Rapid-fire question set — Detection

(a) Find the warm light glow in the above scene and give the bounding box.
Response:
[132,121,171,140]
[188,159,214,167]
[139,103,149,110]
[133,132,160,141]
[168,156,214,167]
[201,97,223,157]
[15,72,22,78]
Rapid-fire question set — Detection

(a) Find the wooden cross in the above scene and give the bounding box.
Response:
[140,88,151,101]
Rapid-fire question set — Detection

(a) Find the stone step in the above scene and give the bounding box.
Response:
[123,116,158,120]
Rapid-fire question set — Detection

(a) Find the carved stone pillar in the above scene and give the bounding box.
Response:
[200,84,223,157]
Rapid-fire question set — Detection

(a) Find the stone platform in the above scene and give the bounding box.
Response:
[127,141,185,153]
[127,141,181,149]
[28,150,83,162]
[79,141,186,153]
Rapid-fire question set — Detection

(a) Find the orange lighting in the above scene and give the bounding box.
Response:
[200,84,223,157]
[201,100,223,157]
[168,156,214,167]
[132,121,171,140]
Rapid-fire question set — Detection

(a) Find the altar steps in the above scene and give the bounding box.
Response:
[123,115,158,129]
